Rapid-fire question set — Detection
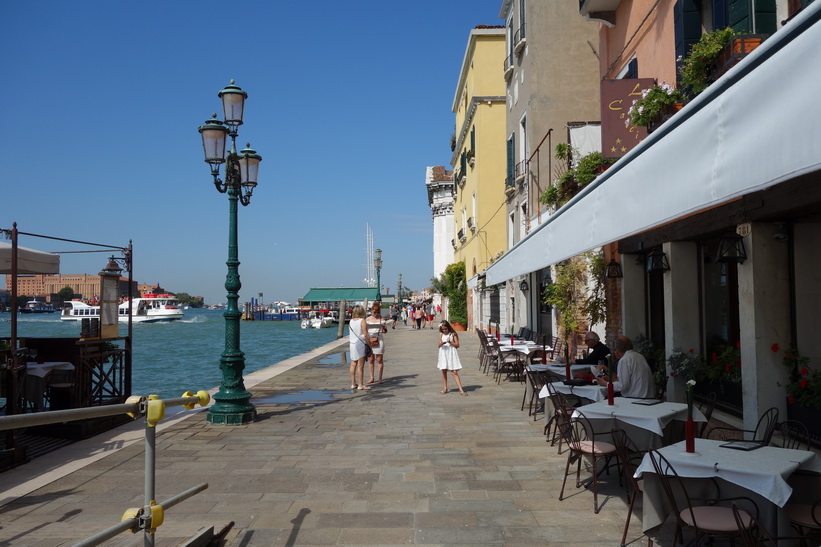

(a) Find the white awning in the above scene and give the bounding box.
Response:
[486,3,821,285]
[0,241,60,275]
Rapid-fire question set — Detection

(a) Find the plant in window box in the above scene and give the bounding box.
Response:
[679,27,736,96]
[626,83,687,129]
[667,347,701,382]
[700,341,742,384]
[773,343,821,410]
[466,149,475,166]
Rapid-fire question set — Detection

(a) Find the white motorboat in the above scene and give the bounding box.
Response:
[300,311,335,329]
[61,293,184,323]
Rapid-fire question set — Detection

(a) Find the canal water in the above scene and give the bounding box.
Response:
[0,308,343,399]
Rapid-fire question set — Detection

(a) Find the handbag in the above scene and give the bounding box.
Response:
[353,320,374,359]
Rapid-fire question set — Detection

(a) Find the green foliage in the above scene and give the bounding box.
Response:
[634,334,667,385]
[627,83,687,128]
[700,341,742,383]
[581,250,606,326]
[542,256,586,342]
[175,293,204,308]
[539,148,612,209]
[667,347,701,382]
[57,286,75,301]
[679,27,736,95]
[774,344,821,410]
[441,262,467,324]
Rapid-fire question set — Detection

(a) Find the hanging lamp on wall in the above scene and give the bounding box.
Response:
[646,247,670,272]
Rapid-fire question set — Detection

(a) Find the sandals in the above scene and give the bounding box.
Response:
[440,390,448,394]
[358,385,371,390]
[459,391,469,397]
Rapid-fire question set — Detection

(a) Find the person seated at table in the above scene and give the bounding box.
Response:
[594,335,655,398]
[575,332,610,365]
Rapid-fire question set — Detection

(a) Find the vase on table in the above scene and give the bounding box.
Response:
[607,382,615,405]
[685,380,696,452]
[685,417,696,453]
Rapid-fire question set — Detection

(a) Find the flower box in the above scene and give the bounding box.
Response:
[647,102,685,134]
[711,34,766,80]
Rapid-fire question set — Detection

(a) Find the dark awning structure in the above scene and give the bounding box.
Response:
[302,287,380,303]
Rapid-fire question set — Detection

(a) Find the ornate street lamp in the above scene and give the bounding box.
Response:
[198,80,262,425]
[374,248,383,302]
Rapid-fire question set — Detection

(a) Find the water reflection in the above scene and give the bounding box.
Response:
[314,351,349,367]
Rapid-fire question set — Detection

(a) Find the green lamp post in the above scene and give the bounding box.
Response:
[198,80,262,425]
[374,248,383,302]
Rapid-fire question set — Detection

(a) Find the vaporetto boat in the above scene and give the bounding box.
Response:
[60,293,185,323]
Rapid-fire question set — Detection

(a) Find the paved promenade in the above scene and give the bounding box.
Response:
[0,323,660,546]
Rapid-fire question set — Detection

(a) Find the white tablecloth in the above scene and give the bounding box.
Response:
[26,361,74,378]
[539,381,608,402]
[635,439,821,537]
[573,398,706,437]
[24,362,74,411]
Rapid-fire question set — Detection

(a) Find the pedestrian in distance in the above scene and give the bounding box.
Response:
[348,305,370,390]
[366,301,387,385]
[438,320,467,396]
[414,306,423,330]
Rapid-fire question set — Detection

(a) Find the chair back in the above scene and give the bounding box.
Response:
[731,502,762,547]
[698,392,717,437]
[754,407,779,444]
[777,420,811,451]
[528,349,548,365]
[46,369,74,386]
[648,450,694,529]
[611,429,643,493]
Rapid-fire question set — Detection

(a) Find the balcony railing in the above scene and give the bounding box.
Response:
[503,54,514,80]
[514,24,527,54]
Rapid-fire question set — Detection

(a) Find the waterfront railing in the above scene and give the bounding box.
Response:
[0,391,211,546]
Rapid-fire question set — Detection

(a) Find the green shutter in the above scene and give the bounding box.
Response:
[754,0,776,34]
[729,0,751,32]
[506,137,515,179]
[675,0,702,63]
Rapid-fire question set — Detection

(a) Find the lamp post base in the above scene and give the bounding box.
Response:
[207,394,256,425]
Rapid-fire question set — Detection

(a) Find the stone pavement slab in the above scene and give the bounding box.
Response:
[0,323,677,546]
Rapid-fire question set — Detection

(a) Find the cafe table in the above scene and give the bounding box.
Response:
[25,361,75,411]
[634,438,821,540]
[539,380,609,403]
[572,397,707,450]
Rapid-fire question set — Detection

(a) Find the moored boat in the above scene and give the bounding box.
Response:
[61,293,184,323]
[20,300,57,313]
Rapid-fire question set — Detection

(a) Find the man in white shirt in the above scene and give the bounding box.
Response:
[595,335,656,398]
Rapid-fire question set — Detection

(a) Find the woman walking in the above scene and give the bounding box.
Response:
[438,320,467,396]
[366,301,387,384]
[348,305,370,390]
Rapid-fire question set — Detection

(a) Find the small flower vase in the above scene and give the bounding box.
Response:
[510,335,514,346]
[607,382,615,405]
[685,417,696,453]
[565,363,571,381]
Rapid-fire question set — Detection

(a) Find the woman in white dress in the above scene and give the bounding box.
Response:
[437,320,467,396]
[348,305,370,390]
[366,301,387,384]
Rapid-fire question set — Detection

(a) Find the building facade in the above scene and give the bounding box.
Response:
[450,26,507,330]
[498,0,603,337]
[485,0,821,434]
[426,165,455,280]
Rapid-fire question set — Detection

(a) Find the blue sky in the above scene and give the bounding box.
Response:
[1,0,504,305]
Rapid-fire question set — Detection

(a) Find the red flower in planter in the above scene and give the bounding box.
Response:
[735,340,741,349]
[800,378,809,389]
[725,364,732,373]
[788,394,794,404]
[771,343,780,353]
[801,367,810,376]
[711,352,718,363]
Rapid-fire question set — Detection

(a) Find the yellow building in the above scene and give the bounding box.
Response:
[450,26,507,329]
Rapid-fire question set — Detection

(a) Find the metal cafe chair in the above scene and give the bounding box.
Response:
[648,450,759,545]
[557,410,617,514]
[611,428,653,547]
[706,406,779,445]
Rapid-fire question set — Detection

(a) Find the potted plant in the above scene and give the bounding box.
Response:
[626,82,687,129]
[466,149,475,167]
[539,147,614,209]
[679,27,736,95]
